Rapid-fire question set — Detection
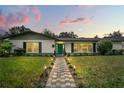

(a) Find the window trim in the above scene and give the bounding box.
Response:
[26,42,40,53]
[73,42,93,53]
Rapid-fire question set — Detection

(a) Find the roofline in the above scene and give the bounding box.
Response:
[57,38,101,42]
[2,31,59,40]
[2,31,124,42]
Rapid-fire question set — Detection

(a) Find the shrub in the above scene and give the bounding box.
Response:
[67,62,70,65]
[0,40,12,57]
[66,53,70,57]
[51,62,54,65]
[112,49,124,55]
[48,66,52,69]
[119,49,124,55]
[102,49,124,55]
[106,50,113,55]
[97,40,113,55]
[69,64,73,69]
[0,47,5,57]
[14,48,25,56]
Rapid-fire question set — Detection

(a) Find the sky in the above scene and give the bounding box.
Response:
[0,5,124,37]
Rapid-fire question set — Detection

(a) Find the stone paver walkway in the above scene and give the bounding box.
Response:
[46,57,76,88]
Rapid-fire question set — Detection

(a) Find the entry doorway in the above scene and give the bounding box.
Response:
[55,43,65,56]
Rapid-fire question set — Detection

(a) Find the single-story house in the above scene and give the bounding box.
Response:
[2,31,124,56]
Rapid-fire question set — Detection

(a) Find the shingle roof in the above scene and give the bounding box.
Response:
[57,37,101,42]
[2,31,124,42]
[103,37,124,42]
[57,37,124,42]
[2,31,58,40]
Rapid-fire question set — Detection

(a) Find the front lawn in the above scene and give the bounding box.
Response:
[0,56,52,88]
[67,56,124,87]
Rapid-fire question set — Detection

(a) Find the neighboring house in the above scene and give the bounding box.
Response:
[2,31,124,56]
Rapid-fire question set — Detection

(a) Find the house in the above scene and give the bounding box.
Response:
[2,31,124,56]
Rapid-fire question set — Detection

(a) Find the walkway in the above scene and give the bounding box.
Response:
[46,57,76,88]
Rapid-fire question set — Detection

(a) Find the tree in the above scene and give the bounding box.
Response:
[42,28,56,37]
[97,40,113,55]
[0,34,2,38]
[108,30,123,38]
[94,35,99,38]
[59,31,78,38]
[9,25,31,35]
[4,32,10,37]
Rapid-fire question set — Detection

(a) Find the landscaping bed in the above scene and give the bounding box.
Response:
[66,55,124,88]
[0,56,55,88]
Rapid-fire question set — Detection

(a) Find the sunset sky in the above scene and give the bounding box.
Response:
[0,5,124,37]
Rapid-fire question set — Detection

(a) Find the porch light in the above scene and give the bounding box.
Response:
[56,41,64,44]
[44,66,47,69]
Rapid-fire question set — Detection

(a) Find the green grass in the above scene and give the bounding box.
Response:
[67,56,124,87]
[0,56,52,88]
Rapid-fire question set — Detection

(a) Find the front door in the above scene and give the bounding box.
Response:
[56,44,64,55]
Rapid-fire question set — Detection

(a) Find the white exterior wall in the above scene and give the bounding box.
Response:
[10,40,55,53]
[65,42,72,53]
[42,40,55,53]
[113,42,123,50]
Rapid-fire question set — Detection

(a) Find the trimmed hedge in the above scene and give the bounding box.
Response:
[14,48,25,56]
[106,49,124,55]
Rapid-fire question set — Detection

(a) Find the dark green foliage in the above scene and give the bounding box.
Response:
[108,30,123,38]
[9,25,31,35]
[0,40,12,57]
[51,62,54,65]
[106,49,124,55]
[94,35,99,38]
[112,49,124,55]
[59,31,78,38]
[14,48,25,56]
[97,40,113,55]
[69,64,73,69]
[48,66,52,69]
[42,28,57,37]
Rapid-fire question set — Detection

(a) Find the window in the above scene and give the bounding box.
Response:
[74,43,93,53]
[26,42,39,53]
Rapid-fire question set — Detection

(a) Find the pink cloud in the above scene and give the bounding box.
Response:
[0,12,30,30]
[32,6,41,21]
[0,6,41,31]
[21,15,30,24]
[35,14,41,21]
[0,15,6,27]
[60,17,93,26]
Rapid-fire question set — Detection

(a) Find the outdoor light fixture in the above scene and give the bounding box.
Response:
[73,65,76,70]
[44,66,47,69]
[51,58,53,61]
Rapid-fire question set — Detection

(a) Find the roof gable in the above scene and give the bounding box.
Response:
[3,31,57,40]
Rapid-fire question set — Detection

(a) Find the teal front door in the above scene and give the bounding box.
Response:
[56,44,64,55]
